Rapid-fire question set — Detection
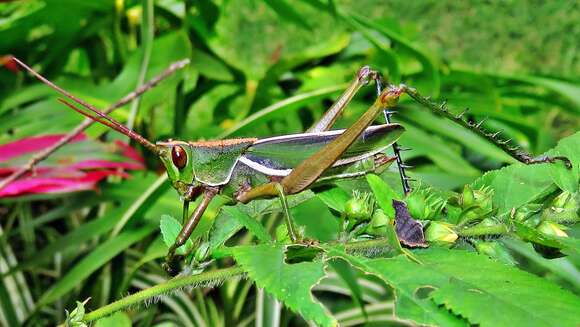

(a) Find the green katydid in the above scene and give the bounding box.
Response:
[14,59,570,275]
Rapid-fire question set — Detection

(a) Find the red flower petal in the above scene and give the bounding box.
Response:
[113,140,145,164]
[0,134,86,162]
[68,159,145,170]
[0,56,19,73]
[0,170,123,197]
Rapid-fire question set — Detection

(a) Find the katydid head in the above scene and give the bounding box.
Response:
[156,141,204,201]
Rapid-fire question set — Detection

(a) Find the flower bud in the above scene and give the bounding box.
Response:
[537,221,568,238]
[115,0,124,13]
[478,217,499,227]
[65,299,89,327]
[458,186,494,224]
[425,221,458,244]
[460,185,475,208]
[366,209,391,236]
[345,191,374,223]
[405,188,446,220]
[513,203,542,222]
[541,191,579,224]
[127,6,142,26]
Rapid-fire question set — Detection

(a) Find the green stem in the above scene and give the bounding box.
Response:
[83,266,244,323]
[343,238,395,252]
[458,224,509,237]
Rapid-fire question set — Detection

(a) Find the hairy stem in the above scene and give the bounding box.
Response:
[80,237,401,323]
[83,266,245,323]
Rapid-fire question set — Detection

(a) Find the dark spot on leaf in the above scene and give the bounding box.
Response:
[392,199,428,247]
[284,245,323,264]
[414,285,437,299]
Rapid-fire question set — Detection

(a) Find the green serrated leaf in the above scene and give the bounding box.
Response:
[160,214,192,255]
[221,206,273,243]
[231,244,337,327]
[37,225,156,308]
[471,132,580,214]
[327,246,580,327]
[324,245,464,326]
[471,164,556,215]
[546,132,580,193]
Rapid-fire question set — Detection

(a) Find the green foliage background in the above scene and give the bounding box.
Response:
[0,1,578,326]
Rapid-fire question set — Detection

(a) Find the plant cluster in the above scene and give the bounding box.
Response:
[0,1,578,326]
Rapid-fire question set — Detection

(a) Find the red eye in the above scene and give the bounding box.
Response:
[171,145,187,169]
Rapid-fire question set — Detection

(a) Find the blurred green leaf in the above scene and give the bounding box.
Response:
[221,85,345,137]
[203,0,349,81]
[190,49,234,82]
[37,224,156,307]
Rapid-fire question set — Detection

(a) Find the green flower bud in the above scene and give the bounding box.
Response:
[552,191,574,209]
[461,185,475,208]
[425,221,458,244]
[537,221,568,238]
[479,217,499,227]
[65,299,89,327]
[345,191,374,222]
[541,191,579,223]
[513,203,542,222]
[405,187,447,220]
[458,186,494,224]
[366,209,391,236]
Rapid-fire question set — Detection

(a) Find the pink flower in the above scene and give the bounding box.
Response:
[0,134,145,197]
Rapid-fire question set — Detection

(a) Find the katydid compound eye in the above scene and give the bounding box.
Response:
[171,145,187,169]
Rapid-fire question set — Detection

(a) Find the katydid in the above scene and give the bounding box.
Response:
[13,59,570,275]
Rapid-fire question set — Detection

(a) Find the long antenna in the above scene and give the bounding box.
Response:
[58,98,158,153]
[12,57,159,154]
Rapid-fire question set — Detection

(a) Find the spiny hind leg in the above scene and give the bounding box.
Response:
[399,85,571,168]
[374,79,414,194]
